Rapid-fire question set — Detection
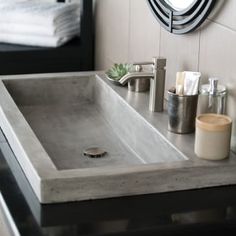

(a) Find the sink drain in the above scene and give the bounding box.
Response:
[83,147,107,158]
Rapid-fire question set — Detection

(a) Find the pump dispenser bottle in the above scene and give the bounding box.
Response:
[198,78,227,115]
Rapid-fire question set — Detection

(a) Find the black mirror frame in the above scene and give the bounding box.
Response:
[147,0,216,34]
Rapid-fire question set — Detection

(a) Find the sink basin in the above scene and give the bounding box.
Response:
[1,72,235,204]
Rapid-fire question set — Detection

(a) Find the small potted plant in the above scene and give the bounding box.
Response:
[106,63,132,85]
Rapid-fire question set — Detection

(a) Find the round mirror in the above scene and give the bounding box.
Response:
[165,0,195,11]
[147,0,216,34]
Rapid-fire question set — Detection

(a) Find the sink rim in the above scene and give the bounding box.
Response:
[1,72,188,168]
[0,72,236,204]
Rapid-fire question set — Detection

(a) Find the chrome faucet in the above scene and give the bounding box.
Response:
[119,57,166,112]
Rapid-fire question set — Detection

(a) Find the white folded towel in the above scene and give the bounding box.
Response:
[0,1,81,47]
[0,1,80,26]
[0,32,77,47]
[0,19,80,37]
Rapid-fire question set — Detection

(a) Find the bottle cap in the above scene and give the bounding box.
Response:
[200,78,226,96]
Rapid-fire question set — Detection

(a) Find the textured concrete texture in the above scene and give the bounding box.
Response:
[0,210,11,236]
[0,72,236,204]
[0,131,5,143]
[19,103,142,170]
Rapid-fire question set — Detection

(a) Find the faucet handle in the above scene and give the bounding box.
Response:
[153,57,166,69]
[132,57,166,71]
[133,61,153,66]
[134,65,143,72]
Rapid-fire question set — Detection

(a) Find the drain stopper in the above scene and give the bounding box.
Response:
[83,147,107,158]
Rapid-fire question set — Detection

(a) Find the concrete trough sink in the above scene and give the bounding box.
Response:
[1,72,235,204]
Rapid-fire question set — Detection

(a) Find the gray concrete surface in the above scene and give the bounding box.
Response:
[0,131,5,143]
[19,103,142,170]
[0,72,235,204]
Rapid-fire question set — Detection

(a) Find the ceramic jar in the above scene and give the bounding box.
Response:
[195,114,232,160]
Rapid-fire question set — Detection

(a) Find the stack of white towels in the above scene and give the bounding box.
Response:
[0,0,81,47]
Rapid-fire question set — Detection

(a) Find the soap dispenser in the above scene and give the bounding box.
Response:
[198,78,227,114]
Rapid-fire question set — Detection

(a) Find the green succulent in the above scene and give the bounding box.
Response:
[106,63,132,81]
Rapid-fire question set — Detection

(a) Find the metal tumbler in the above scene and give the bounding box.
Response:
[168,91,199,134]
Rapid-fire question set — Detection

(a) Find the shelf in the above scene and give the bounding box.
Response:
[0,0,94,75]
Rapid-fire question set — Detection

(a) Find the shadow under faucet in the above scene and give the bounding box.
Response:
[119,57,166,112]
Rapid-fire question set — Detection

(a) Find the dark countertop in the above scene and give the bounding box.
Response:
[1,130,236,236]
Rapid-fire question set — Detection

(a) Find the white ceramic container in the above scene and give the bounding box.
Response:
[195,114,232,160]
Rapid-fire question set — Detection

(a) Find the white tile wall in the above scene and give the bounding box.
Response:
[160,29,200,96]
[128,0,160,62]
[95,0,130,69]
[95,0,236,152]
[209,0,236,31]
[199,20,236,151]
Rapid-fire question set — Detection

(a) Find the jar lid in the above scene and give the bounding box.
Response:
[200,84,227,95]
[196,114,232,132]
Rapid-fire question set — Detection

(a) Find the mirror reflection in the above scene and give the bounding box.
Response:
[165,0,196,11]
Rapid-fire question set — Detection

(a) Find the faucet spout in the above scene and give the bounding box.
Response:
[119,57,166,112]
[119,72,154,85]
